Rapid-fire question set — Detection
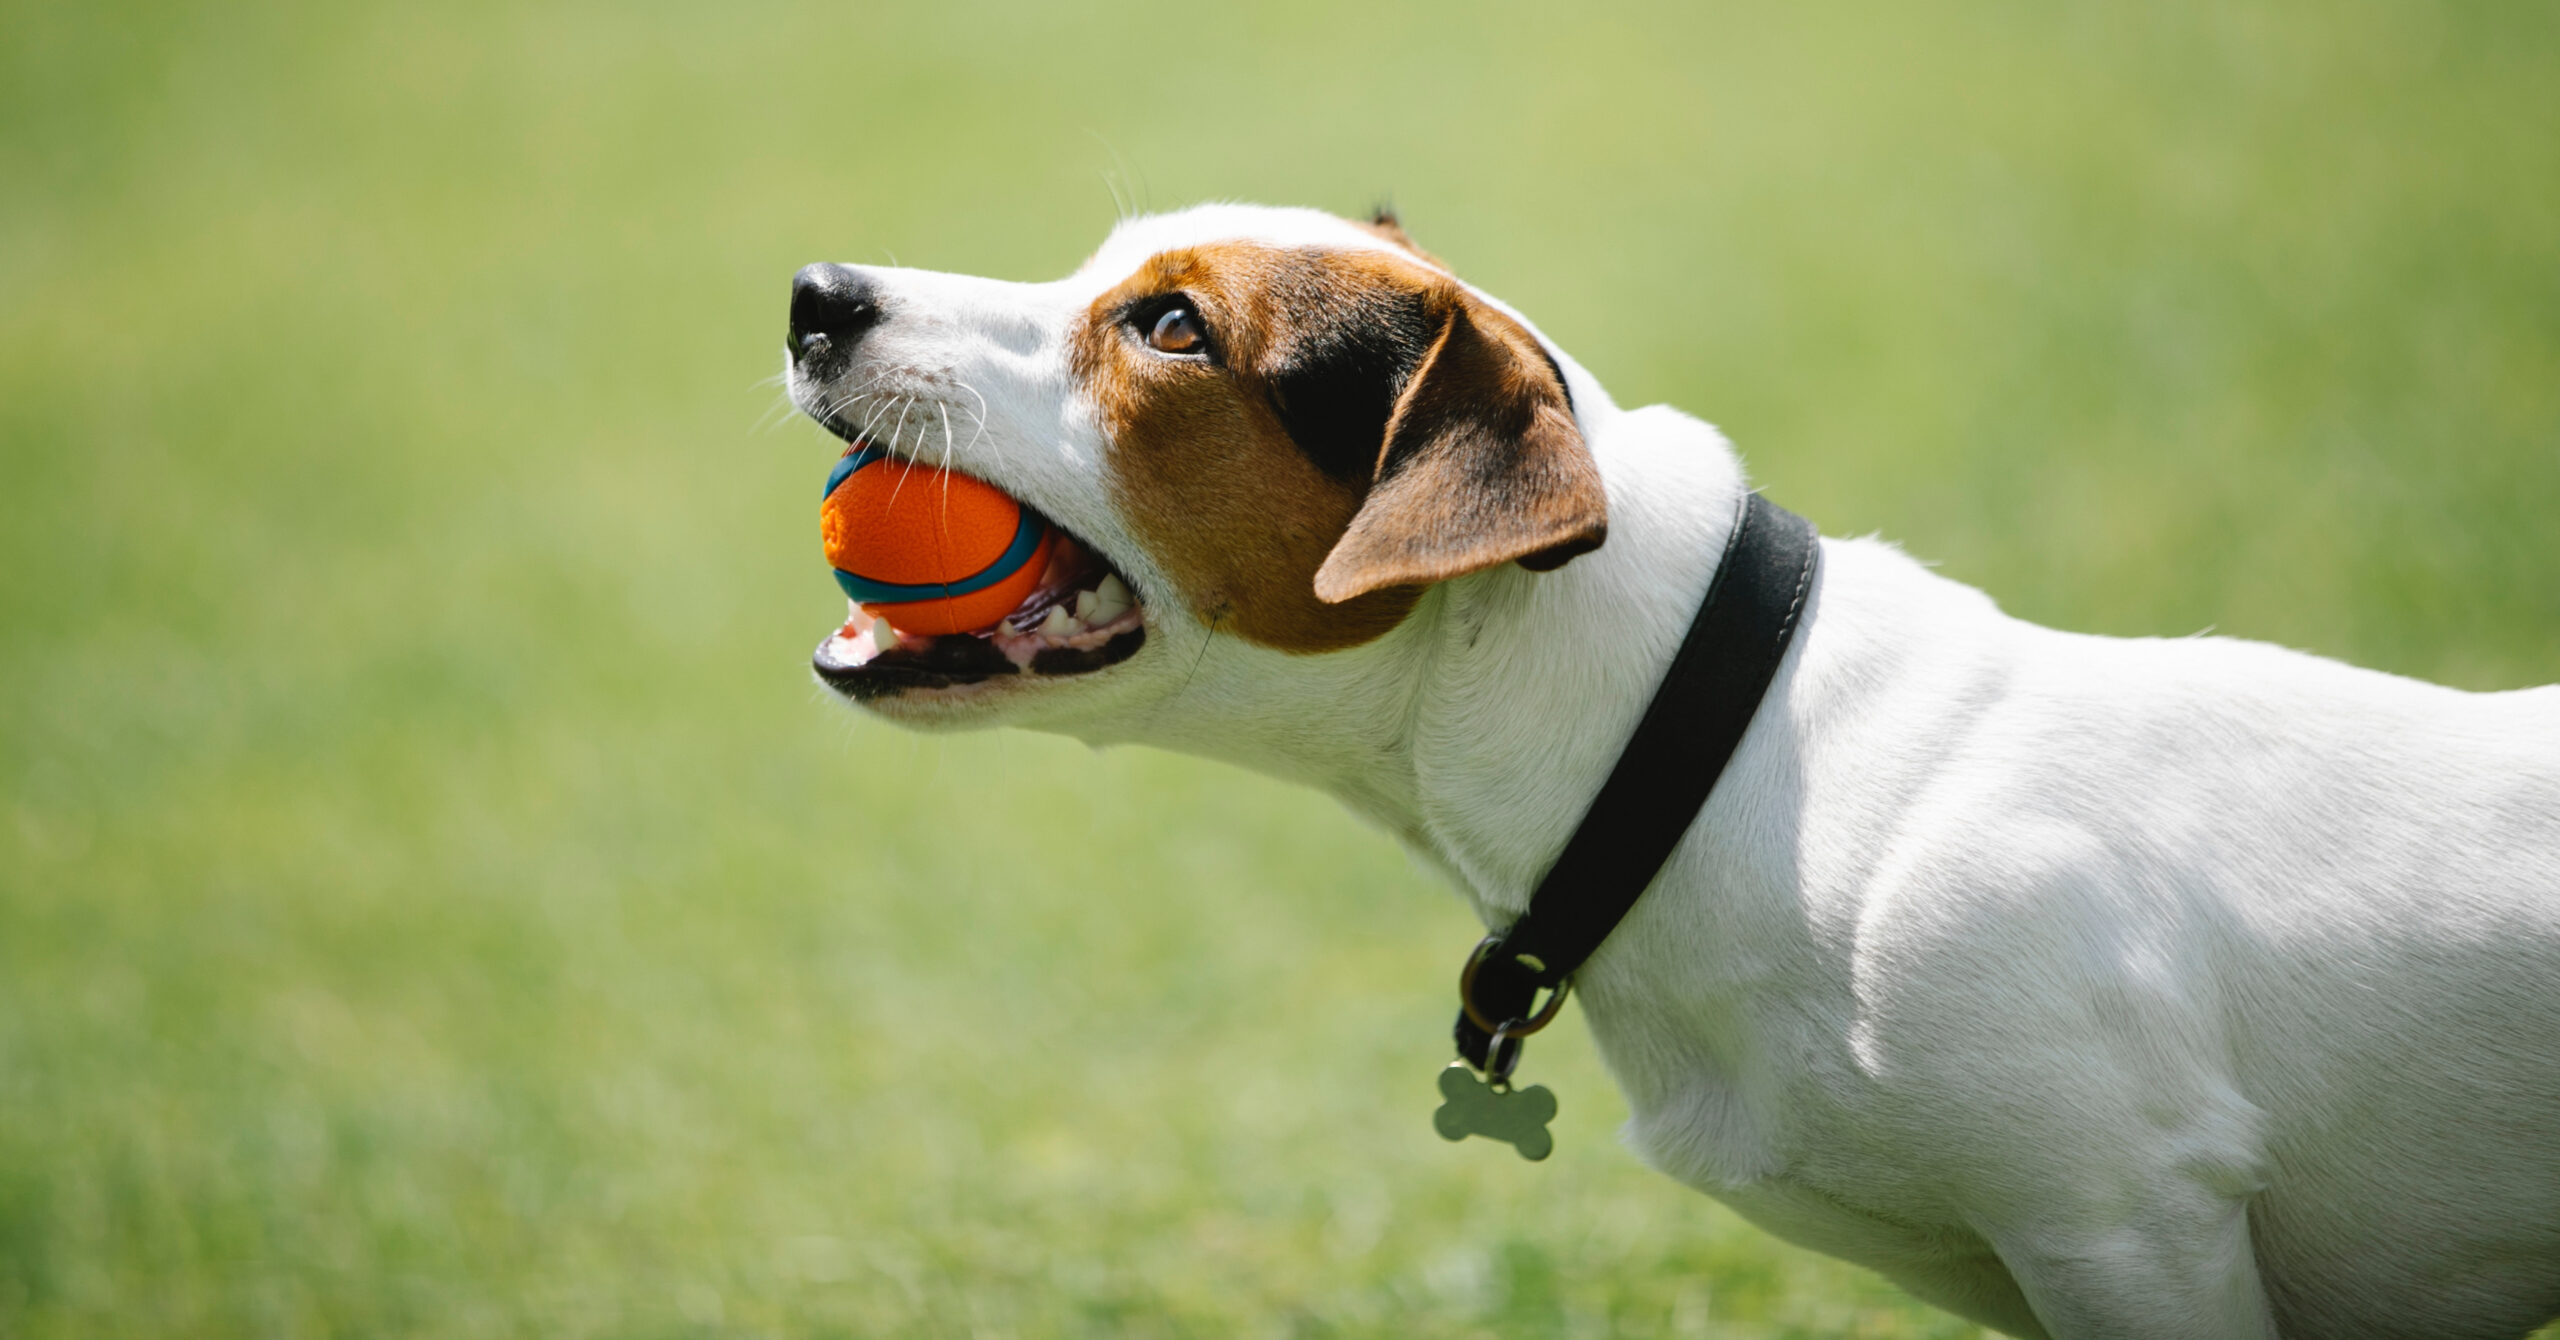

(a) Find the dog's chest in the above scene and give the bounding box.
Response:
[1578,961,1997,1269]
[1558,821,2001,1235]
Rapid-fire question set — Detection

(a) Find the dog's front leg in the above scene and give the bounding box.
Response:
[1983,1191,2277,1340]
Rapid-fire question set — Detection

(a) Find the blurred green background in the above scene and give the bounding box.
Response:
[3,0,2555,1335]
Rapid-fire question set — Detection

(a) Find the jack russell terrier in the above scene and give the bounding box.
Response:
[783,204,2560,1340]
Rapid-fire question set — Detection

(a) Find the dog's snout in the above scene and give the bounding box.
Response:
[789,263,883,362]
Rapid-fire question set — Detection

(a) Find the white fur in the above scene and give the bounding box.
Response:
[790,205,2560,1339]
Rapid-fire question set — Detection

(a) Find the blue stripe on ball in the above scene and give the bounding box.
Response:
[831,505,1050,606]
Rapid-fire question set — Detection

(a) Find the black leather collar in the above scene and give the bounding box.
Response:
[1455,491,1820,1074]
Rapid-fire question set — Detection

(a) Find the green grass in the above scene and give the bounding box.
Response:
[3,0,2555,1335]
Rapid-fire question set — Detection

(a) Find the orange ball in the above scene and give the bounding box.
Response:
[822,445,1055,636]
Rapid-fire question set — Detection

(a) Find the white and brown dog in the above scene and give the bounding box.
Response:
[784,204,2560,1339]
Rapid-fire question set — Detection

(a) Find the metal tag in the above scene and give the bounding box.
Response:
[1431,1062,1556,1161]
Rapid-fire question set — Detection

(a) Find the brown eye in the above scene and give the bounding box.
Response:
[1146,304,1207,355]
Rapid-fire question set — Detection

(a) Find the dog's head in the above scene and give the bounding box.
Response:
[787,205,1608,730]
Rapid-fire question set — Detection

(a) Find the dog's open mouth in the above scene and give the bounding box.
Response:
[810,435,1147,700]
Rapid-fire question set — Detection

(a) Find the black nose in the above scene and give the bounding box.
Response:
[789,263,882,362]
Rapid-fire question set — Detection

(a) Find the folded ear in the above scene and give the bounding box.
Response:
[1311,296,1607,604]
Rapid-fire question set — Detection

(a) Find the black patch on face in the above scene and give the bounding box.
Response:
[1260,276,1436,483]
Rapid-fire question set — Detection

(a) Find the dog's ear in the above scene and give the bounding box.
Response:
[1311,294,1607,604]
[1360,208,1447,269]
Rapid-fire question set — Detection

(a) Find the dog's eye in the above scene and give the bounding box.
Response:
[1145,305,1208,356]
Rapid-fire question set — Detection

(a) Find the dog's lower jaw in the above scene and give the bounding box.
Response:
[821,628,1238,744]
[813,625,1147,699]
[818,660,1126,730]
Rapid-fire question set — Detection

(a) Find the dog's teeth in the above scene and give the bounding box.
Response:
[873,618,899,651]
[1091,575,1133,625]
[1039,605,1076,638]
[1074,589,1101,621]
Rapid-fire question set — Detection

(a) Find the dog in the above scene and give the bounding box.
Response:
[784,204,2560,1339]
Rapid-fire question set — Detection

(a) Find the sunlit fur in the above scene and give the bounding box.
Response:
[790,204,2560,1340]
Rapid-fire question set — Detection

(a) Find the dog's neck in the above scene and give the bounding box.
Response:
[1067,402,1751,930]
[1402,408,1751,925]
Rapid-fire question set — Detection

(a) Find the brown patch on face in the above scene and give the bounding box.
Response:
[1074,243,1425,653]
[1074,238,1604,655]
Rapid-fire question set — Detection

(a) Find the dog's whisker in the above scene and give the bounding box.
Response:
[881,396,922,509]
[829,388,886,432]
[953,380,996,463]
[750,388,802,435]
[888,395,915,457]
[817,371,900,429]
[820,383,894,451]
[1169,610,1220,706]
[822,363,910,416]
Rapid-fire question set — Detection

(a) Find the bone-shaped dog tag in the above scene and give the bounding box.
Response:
[1432,1062,1556,1161]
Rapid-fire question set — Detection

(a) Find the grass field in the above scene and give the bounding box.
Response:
[3,1,2556,1335]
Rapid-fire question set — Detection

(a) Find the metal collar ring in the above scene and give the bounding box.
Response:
[1457,934,1572,1039]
